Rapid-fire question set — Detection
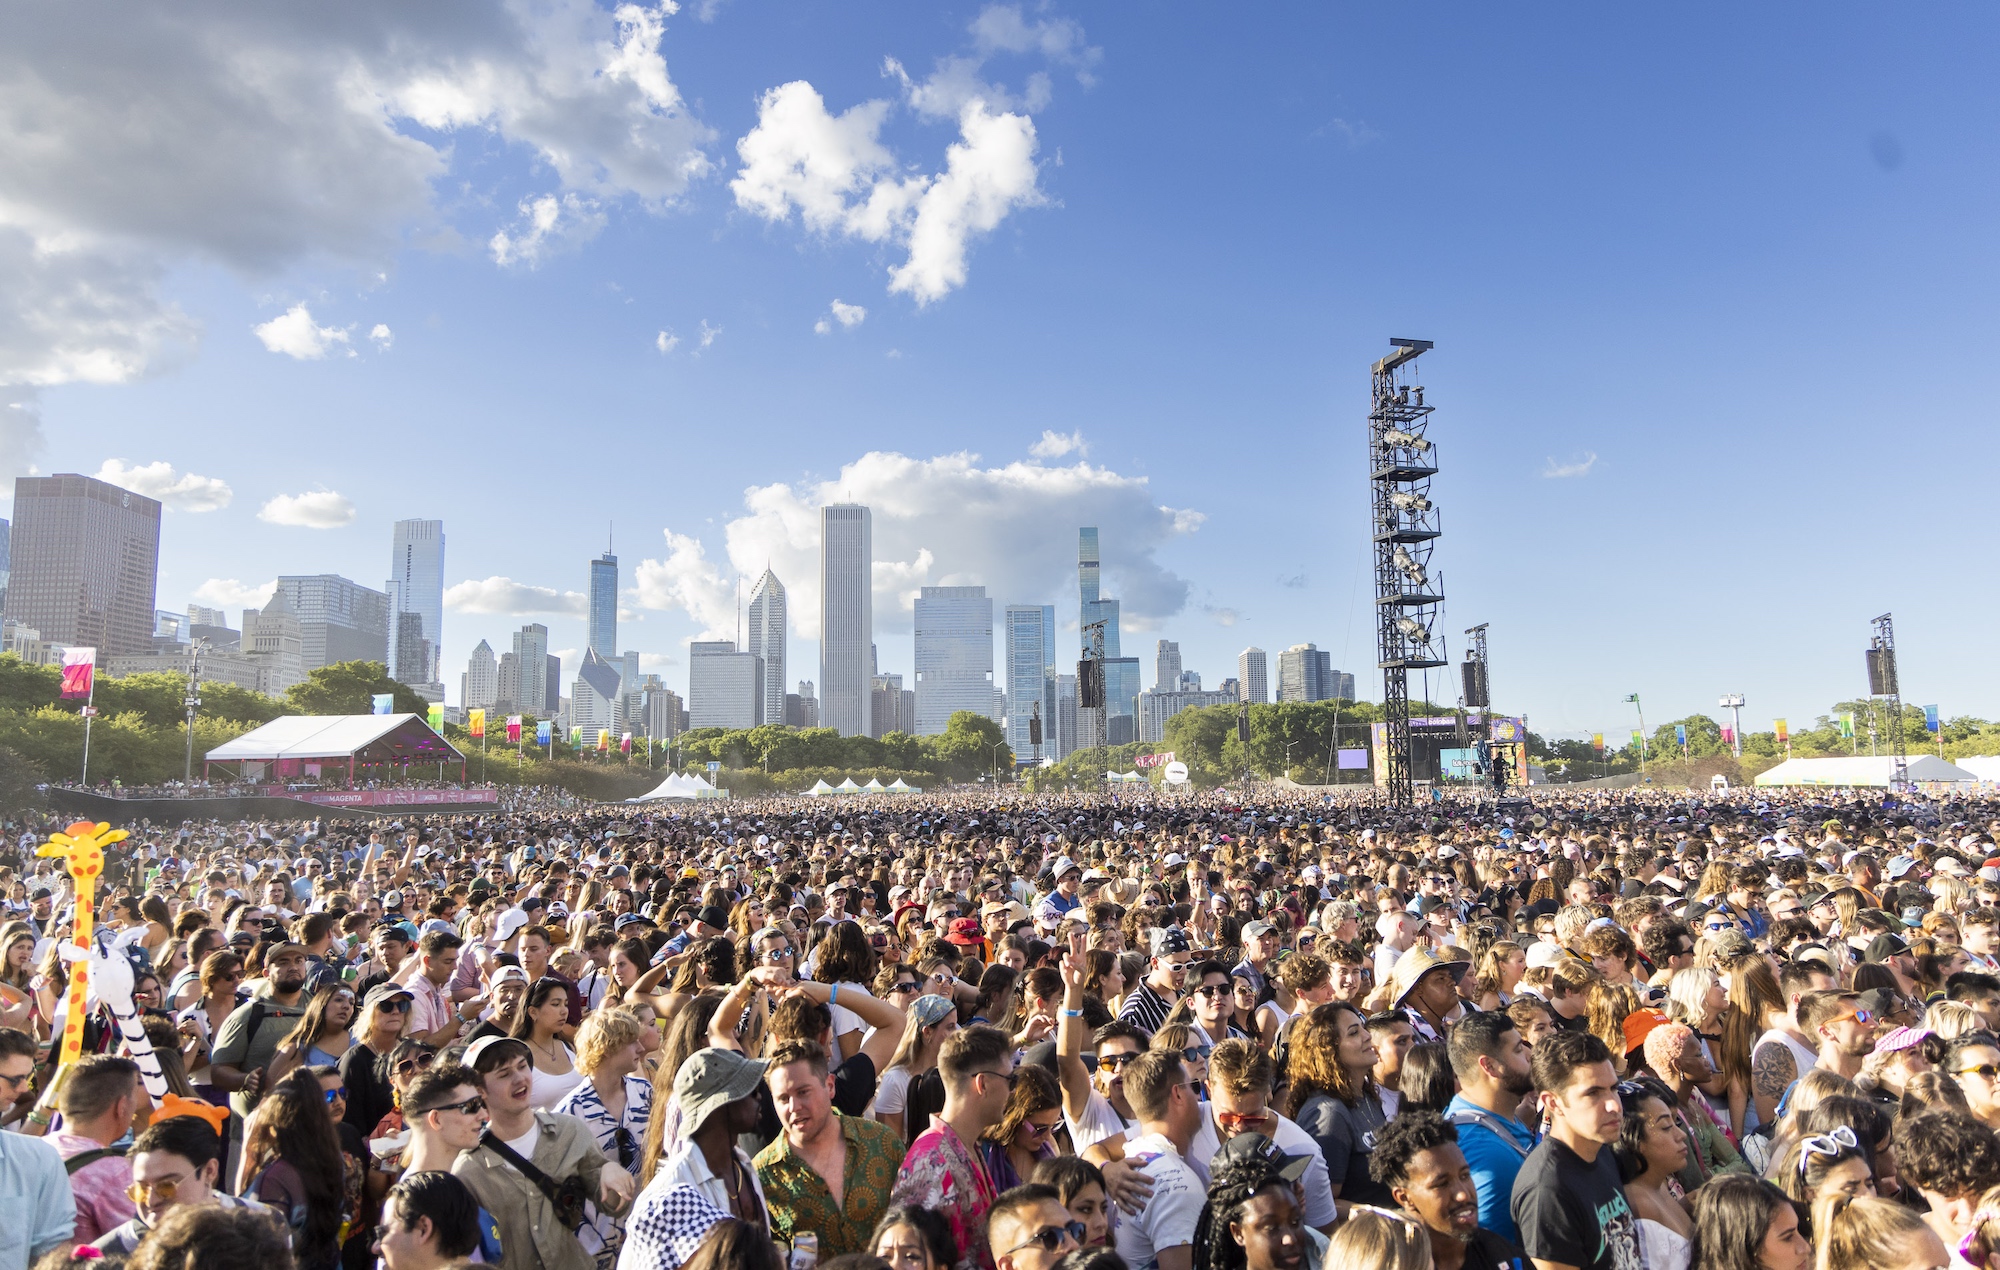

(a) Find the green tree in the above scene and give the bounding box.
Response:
[927,711,1010,780]
[284,662,430,716]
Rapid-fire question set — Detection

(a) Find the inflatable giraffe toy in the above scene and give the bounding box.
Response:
[38,821,122,1071]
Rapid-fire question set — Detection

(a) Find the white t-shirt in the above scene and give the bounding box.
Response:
[1065,1087,1139,1155]
[827,982,868,1041]
[874,1066,913,1118]
[501,1119,543,1161]
[1184,1106,1338,1230]
[1114,1132,1205,1270]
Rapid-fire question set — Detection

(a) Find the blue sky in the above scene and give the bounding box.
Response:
[6,2,1997,738]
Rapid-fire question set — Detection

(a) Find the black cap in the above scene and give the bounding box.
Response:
[696,905,732,931]
[1864,933,1911,964]
[1212,1132,1312,1182]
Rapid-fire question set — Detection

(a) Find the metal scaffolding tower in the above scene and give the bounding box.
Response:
[1369,338,1447,806]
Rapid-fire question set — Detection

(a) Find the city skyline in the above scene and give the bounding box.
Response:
[6,6,1998,737]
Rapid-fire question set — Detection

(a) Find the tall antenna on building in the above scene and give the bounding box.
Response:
[608,521,614,554]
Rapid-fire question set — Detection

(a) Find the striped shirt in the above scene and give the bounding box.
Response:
[1117,981,1175,1037]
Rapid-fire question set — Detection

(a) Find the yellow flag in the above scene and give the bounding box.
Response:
[1774,718,1789,743]
[597,729,610,751]
[468,708,486,738]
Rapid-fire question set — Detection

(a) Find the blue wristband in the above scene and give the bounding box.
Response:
[829,984,839,1008]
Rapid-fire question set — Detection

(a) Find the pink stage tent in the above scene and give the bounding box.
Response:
[205,714,465,782]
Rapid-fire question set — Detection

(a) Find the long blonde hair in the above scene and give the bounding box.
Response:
[1326,1207,1433,1270]
[1814,1193,1939,1270]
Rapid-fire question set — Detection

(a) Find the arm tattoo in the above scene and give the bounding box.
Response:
[1751,1041,1797,1102]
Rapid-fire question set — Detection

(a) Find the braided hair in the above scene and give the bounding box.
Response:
[1190,1139,1296,1270]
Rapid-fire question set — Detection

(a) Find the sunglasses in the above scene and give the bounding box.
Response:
[375,998,412,1013]
[1829,1007,1875,1027]
[974,1069,1020,1090]
[760,948,794,963]
[1094,1052,1144,1071]
[1799,1126,1860,1175]
[417,1094,487,1117]
[126,1177,188,1205]
[890,980,921,994]
[1194,984,1232,999]
[1957,1063,2000,1081]
[397,1052,439,1074]
[1003,1222,1085,1256]
[323,1086,347,1105]
[1179,1045,1215,1064]
[1215,1108,1271,1128]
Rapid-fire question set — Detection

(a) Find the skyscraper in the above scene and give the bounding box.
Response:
[273,575,390,670]
[913,585,993,736]
[1004,604,1057,759]
[3,474,161,656]
[386,519,445,692]
[819,504,872,736]
[588,550,617,657]
[463,640,499,711]
[1077,527,1134,746]
[1237,647,1269,704]
[746,569,787,726]
[1277,643,1335,703]
[571,647,623,736]
[0,516,10,611]
[688,639,758,730]
[512,623,550,716]
[1155,640,1182,692]
[241,594,305,696]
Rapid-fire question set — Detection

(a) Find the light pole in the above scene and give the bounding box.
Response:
[1623,693,1648,781]
[1718,694,1744,758]
[182,639,208,784]
[987,741,1007,787]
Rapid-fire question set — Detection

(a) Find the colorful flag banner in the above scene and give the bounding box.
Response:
[597,729,611,751]
[1721,726,1735,745]
[1591,733,1604,754]
[1925,704,1940,734]
[1630,730,1643,748]
[59,647,95,699]
[506,715,522,743]
[371,693,394,715]
[1838,713,1855,738]
[1675,724,1687,746]
[427,703,444,731]
[536,721,552,746]
[620,732,633,754]
[569,726,582,746]
[468,709,486,738]
[1774,718,1789,743]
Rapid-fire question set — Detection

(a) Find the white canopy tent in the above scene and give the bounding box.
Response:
[1754,755,1979,787]
[834,777,863,794]
[1957,756,2000,782]
[887,778,918,793]
[630,771,723,801]
[204,714,462,781]
[805,779,835,796]
[862,777,886,792]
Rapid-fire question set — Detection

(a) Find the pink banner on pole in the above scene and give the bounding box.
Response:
[59,647,95,699]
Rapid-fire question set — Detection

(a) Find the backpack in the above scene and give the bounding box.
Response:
[65,1146,127,1176]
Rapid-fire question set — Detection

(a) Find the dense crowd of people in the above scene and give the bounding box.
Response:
[0,784,1994,1270]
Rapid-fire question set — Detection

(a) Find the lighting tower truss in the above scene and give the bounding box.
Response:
[1871,613,1908,790]
[1370,337,1447,807]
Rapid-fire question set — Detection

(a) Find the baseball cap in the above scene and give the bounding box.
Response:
[1864,933,1911,964]
[946,918,985,946]
[1052,856,1081,879]
[1148,928,1191,958]
[695,905,731,931]
[1212,1132,1312,1182]
[1242,921,1278,939]
[614,913,649,931]
[490,965,530,988]
[463,1035,532,1072]
[362,983,414,1012]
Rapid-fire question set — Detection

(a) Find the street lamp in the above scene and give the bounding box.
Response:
[987,741,1008,787]
[1718,694,1744,758]
[1623,693,1648,781]
[182,639,208,784]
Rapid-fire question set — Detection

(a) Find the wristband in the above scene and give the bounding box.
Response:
[828,984,840,1008]
[1061,1008,1083,1018]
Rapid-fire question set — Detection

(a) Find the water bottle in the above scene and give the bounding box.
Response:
[788,1231,818,1270]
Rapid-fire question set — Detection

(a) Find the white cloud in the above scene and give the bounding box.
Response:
[92,459,232,511]
[489,193,607,267]
[634,448,1202,642]
[696,319,720,352]
[258,490,356,528]
[655,330,680,353]
[0,2,711,401]
[1542,452,1599,479]
[638,651,677,670]
[368,324,392,350]
[191,577,276,610]
[444,576,589,616]
[1028,429,1085,459]
[550,647,579,671]
[0,389,46,491]
[253,303,352,360]
[733,32,1054,307]
[814,299,867,334]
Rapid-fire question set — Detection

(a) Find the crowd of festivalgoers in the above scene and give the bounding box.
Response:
[0,786,1994,1270]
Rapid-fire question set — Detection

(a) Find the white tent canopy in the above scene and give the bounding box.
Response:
[806,779,834,796]
[887,778,917,793]
[1754,755,1979,787]
[862,777,886,791]
[834,777,862,793]
[631,771,723,801]
[205,714,462,765]
[1957,756,2000,782]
